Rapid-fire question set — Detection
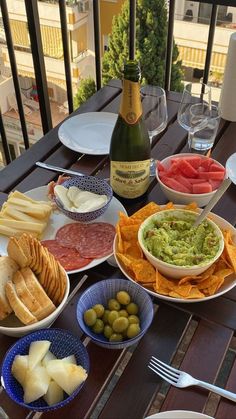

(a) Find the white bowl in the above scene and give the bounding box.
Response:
[138,209,224,279]
[0,271,70,337]
[156,153,225,207]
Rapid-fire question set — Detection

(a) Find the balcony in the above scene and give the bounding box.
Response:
[0,0,236,166]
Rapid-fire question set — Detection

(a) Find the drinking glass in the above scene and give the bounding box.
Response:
[178,82,211,151]
[141,85,168,175]
[190,105,221,152]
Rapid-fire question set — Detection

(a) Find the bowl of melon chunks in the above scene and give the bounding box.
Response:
[1,328,89,411]
[156,153,226,207]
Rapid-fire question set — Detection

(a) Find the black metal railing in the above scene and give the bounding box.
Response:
[0,0,236,165]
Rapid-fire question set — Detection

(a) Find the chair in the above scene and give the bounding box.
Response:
[7,93,32,115]
[21,92,40,111]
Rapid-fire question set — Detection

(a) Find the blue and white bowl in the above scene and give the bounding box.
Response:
[77,278,154,349]
[1,328,89,411]
[55,175,113,222]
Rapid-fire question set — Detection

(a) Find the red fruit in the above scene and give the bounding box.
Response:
[157,160,166,172]
[192,182,212,194]
[209,163,225,172]
[162,178,191,194]
[198,171,225,180]
[187,178,206,184]
[175,175,192,192]
[178,160,198,178]
[209,179,221,190]
[200,158,213,170]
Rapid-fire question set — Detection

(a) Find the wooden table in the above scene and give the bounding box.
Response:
[0,80,236,419]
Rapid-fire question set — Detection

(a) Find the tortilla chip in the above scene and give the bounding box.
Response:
[130,202,161,222]
[116,224,124,253]
[132,260,156,283]
[120,224,141,241]
[183,202,198,211]
[123,240,143,259]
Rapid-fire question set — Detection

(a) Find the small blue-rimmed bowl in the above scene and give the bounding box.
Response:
[55,175,113,222]
[1,328,89,412]
[77,278,154,349]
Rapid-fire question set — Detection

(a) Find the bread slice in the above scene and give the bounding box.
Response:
[5,281,37,325]
[20,267,56,320]
[0,256,19,320]
[12,270,42,318]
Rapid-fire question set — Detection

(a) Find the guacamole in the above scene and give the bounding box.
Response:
[143,214,220,267]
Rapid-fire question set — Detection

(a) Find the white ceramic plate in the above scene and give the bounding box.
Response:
[58,112,118,155]
[145,411,214,419]
[0,185,127,275]
[114,205,236,303]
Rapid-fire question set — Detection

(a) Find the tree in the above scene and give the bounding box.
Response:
[73,77,96,109]
[102,0,183,91]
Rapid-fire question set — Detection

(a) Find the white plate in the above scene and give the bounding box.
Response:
[0,185,127,275]
[58,112,118,155]
[146,411,214,419]
[114,205,236,303]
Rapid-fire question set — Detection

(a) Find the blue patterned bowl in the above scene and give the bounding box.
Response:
[77,278,154,349]
[1,328,89,411]
[54,175,113,222]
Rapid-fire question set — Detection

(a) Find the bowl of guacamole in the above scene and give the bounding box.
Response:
[138,209,224,279]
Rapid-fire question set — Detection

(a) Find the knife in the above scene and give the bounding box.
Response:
[36,162,85,177]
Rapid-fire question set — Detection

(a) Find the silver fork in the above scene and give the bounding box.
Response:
[148,356,236,402]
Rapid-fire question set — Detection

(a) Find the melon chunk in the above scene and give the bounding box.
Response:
[28,340,51,370]
[41,350,57,367]
[46,360,87,395]
[11,355,29,387]
[43,380,64,406]
[62,354,77,365]
[24,366,50,404]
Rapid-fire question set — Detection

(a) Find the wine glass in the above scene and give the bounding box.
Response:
[178,82,211,151]
[141,85,168,175]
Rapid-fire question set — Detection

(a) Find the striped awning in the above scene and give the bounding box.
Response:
[10,20,63,59]
[177,45,226,73]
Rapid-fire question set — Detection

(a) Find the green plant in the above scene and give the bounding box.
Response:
[73,77,96,109]
[102,0,183,91]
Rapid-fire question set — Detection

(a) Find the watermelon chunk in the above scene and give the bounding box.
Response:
[161,177,191,194]
[175,175,192,192]
[209,163,225,172]
[187,178,206,184]
[157,160,166,172]
[198,171,225,181]
[192,182,212,194]
[178,160,198,178]
[199,158,213,170]
[209,179,221,191]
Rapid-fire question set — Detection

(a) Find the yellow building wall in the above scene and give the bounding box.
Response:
[100,0,125,53]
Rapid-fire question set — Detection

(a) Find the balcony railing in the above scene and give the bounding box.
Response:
[0,0,235,166]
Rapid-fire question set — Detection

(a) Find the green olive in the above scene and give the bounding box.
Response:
[92,319,104,334]
[128,315,140,325]
[104,325,113,339]
[102,309,110,324]
[118,309,129,318]
[109,333,123,342]
[108,310,119,326]
[126,323,141,339]
[84,308,97,326]
[116,290,131,305]
[126,302,139,315]
[108,298,121,311]
[92,304,105,318]
[112,317,129,333]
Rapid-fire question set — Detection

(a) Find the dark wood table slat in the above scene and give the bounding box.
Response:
[98,305,192,419]
[215,357,236,419]
[161,319,233,412]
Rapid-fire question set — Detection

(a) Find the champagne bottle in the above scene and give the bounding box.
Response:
[109,60,150,199]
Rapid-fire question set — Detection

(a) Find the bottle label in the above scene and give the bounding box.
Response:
[110,160,150,199]
[119,80,142,125]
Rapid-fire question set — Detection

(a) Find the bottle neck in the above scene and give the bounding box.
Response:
[119,79,142,125]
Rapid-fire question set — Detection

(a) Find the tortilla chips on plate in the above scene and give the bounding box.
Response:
[115,202,235,300]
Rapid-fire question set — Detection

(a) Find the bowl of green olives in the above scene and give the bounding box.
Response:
[76,278,154,349]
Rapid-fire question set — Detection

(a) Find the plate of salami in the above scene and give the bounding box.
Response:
[0,186,127,275]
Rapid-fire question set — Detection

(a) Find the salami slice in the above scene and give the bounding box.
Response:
[55,223,87,248]
[41,240,92,271]
[75,222,116,259]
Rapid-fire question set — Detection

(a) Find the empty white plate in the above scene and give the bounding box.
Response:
[58,112,118,155]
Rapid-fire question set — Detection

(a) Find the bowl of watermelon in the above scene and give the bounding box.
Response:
[156,153,226,207]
